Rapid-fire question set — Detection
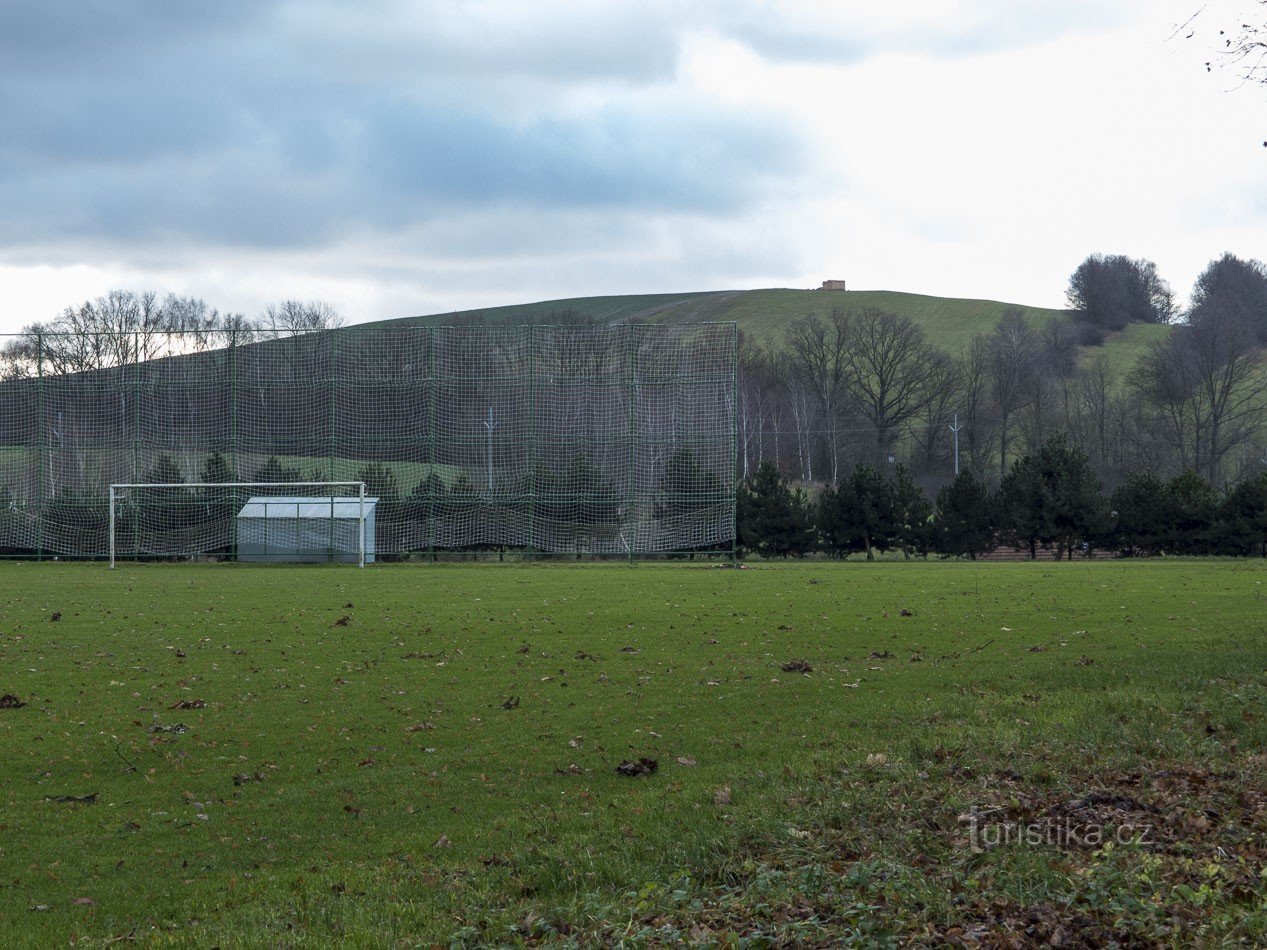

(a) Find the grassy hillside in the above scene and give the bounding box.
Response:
[370,288,1167,366]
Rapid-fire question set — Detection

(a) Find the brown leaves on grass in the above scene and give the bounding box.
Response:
[868,650,895,660]
[712,786,732,805]
[405,721,436,732]
[501,696,520,710]
[333,615,351,627]
[232,772,265,786]
[0,694,27,709]
[616,758,658,777]
[50,611,61,622]
[169,699,206,710]
[780,659,813,673]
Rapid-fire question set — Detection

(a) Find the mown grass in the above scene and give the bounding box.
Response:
[1,560,1265,945]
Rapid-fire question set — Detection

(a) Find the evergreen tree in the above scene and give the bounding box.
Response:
[1165,470,1219,554]
[657,448,727,554]
[998,436,1107,559]
[1109,472,1169,556]
[934,471,995,559]
[252,456,302,494]
[200,451,232,484]
[818,463,895,560]
[1218,473,1267,557]
[891,465,934,558]
[356,461,400,499]
[737,462,815,558]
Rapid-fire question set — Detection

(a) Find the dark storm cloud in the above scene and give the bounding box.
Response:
[0,0,800,252]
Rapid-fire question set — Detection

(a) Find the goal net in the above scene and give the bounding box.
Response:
[0,323,737,560]
[108,482,369,568]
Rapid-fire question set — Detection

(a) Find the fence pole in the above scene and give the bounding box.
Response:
[626,326,636,564]
[328,329,338,561]
[132,331,141,560]
[427,327,437,562]
[527,324,536,559]
[730,324,739,566]
[35,331,45,561]
[108,486,115,569]
[358,481,366,568]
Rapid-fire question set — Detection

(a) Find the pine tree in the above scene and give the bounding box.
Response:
[935,471,995,559]
[200,451,232,484]
[737,462,815,558]
[819,464,895,560]
[1109,473,1168,556]
[1218,473,1267,557]
[891,465,933,559]
[999,436,1107,559]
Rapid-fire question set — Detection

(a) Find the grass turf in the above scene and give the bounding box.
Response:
[1,560,1266,944]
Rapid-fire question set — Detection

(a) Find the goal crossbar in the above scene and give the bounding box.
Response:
[108,481,368,569]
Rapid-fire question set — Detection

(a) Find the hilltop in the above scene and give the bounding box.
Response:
[367,288,1170,366]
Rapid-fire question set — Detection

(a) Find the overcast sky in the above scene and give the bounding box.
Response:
[0,0,1263,332]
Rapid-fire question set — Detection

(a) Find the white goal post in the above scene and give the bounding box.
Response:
[108,481,368,569]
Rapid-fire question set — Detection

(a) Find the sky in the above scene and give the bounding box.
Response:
[0,0,1264,332]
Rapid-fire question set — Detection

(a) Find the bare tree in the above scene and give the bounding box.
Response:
[258,300,343,338]
[1129,314,1267,483]
[839,308,956,468]
[1187,2,1267,86]
[785,310,853,483]
[987,309,1040,480]
[956,335,995,478]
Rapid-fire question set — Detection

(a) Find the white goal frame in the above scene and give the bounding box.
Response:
[108,481,368,569]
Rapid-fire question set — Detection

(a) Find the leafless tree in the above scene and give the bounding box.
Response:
[1129,313,1267,483]
[986,309,1040,480]
[1186,2,1267,87]
[785,310,853,483]
[839,308,956,468]
[956,335,995,479]
[258,300,343,338]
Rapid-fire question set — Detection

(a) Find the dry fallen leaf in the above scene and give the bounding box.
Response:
[434,834,452,849]
[713,786,732,806]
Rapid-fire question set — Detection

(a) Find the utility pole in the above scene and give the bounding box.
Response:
[947,413,963,476]
[483,406,500,493]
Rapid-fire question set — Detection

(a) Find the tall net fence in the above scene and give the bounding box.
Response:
[0,323,737,560]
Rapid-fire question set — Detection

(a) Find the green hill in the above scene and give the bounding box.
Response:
[368,288,1170,365]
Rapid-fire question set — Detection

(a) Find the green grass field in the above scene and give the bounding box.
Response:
[3,560,1266,945]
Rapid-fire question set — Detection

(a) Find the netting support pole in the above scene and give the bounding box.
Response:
[626,326,636,565]
[358,481,366,569]
[328,329,338,562]
[34,331,45,562]
[730,323,739,566]
[108,486,116,569]
[427,327,436,562]
[229,327,239,560]
[526,324,536,559]
[132,331,142,560]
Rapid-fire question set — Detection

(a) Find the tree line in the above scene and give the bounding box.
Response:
[738,436,1267,560]
[740,252,1267,492]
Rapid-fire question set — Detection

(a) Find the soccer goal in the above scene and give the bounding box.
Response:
[108,482,370,568]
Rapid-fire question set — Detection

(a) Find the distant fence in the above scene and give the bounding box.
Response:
[0,323,738,560]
